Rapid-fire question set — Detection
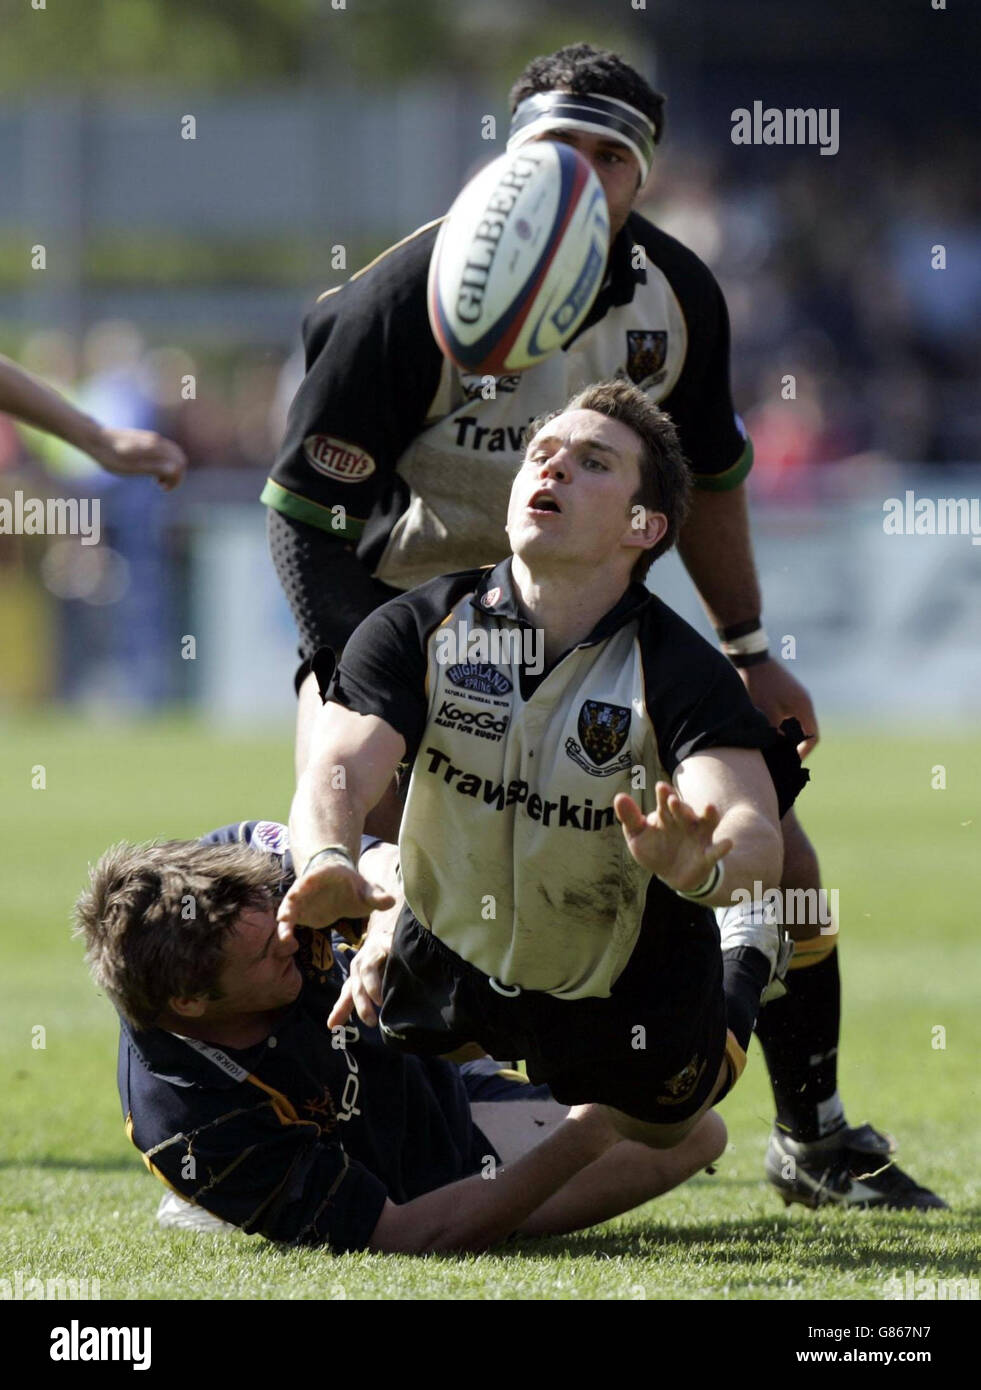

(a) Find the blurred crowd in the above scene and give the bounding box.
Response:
[649,130,980,498]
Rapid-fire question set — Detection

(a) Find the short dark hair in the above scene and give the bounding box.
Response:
[509,43,665,145]
[525,379,691,581]
[74,840,284,1030]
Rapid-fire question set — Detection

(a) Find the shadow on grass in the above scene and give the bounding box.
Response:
[498,1212,980,1279]
[239,1209,980,1283]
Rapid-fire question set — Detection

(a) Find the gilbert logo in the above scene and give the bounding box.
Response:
[50,1320,151,1370]
[303,434,376,482]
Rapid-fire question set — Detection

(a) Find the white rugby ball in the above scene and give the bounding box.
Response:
[427,142,609,375]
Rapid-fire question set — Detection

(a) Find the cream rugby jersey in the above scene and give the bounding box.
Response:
[326,558,804,1001]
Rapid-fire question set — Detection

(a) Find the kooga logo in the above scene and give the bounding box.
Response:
[435,700,508,739]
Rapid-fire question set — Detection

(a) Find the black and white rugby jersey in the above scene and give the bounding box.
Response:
[326,558,804,1001]
[263,212,752,591]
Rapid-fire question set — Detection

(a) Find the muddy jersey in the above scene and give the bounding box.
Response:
[262,212,752,591]
[327,559,803,1001]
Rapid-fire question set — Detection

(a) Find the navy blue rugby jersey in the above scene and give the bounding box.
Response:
[327,561,807,999]
[261,210,752,590]
[117,820,497,1252]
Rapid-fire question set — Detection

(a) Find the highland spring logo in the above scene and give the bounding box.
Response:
[883,491,981,545]
[0,490,101,545]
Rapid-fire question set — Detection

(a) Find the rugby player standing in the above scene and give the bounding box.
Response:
[263,45,944,1209]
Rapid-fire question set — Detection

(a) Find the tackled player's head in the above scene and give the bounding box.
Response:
[74,840,294,1031]
[509,380,691,584]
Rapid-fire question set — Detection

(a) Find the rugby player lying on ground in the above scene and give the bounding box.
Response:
[75,821,725,1254]
[282,381,810,1154]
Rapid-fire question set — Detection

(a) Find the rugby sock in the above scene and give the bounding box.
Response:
[754,947,846,1143]
[722,946,772,1054]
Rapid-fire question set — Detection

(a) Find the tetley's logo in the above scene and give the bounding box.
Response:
[303,434,376,483]
[447,662,512,697]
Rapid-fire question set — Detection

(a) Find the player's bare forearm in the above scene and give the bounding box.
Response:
[0,354,187,488]
[368,1106,619,1254]
[677,483,762,629]
[1,354,105,453]
[673,747,783,902]
[706,803,783,902]
[288,703,405,877]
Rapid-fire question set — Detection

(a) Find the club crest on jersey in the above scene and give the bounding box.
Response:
[303,434,376,483]
[626,331,668,387]
[447,663,513,696]
[565,701,633,776]
[657,1053,707,1107]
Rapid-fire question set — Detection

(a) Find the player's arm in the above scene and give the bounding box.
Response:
[279,703,404,935]
[660,264,818,755]
[615,746,782,906]
[678,491,818,757]
[328,839,402,1029]
[368,1104,620,1255]
[0,353,187,489]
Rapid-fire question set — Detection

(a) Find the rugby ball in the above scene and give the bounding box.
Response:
[427,142,610,375]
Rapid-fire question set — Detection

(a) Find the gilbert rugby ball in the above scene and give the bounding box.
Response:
[427,142,609,375]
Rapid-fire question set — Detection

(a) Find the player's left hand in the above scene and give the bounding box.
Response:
[88,427,188,490]
[739,657,819,760]
[614,784,732,893]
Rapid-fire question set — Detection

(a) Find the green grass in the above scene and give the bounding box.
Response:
[1,715,978,1299]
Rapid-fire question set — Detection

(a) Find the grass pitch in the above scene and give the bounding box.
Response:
[1,714,977,1300]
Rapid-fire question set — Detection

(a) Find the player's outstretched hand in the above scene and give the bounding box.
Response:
[88,426,188,490]
[614,783,732,894]
[740,657,818,760]
[277,862,394,940]
[328,917,394,1030]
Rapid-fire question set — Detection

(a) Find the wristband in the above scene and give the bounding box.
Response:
[303,845,355,878]
[716,617,769,669]
[675,859,724,902]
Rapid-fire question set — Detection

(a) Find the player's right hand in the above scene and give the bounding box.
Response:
[276,862,394,940]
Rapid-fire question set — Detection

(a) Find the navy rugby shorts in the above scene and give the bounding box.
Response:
[378,881,729,1126]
